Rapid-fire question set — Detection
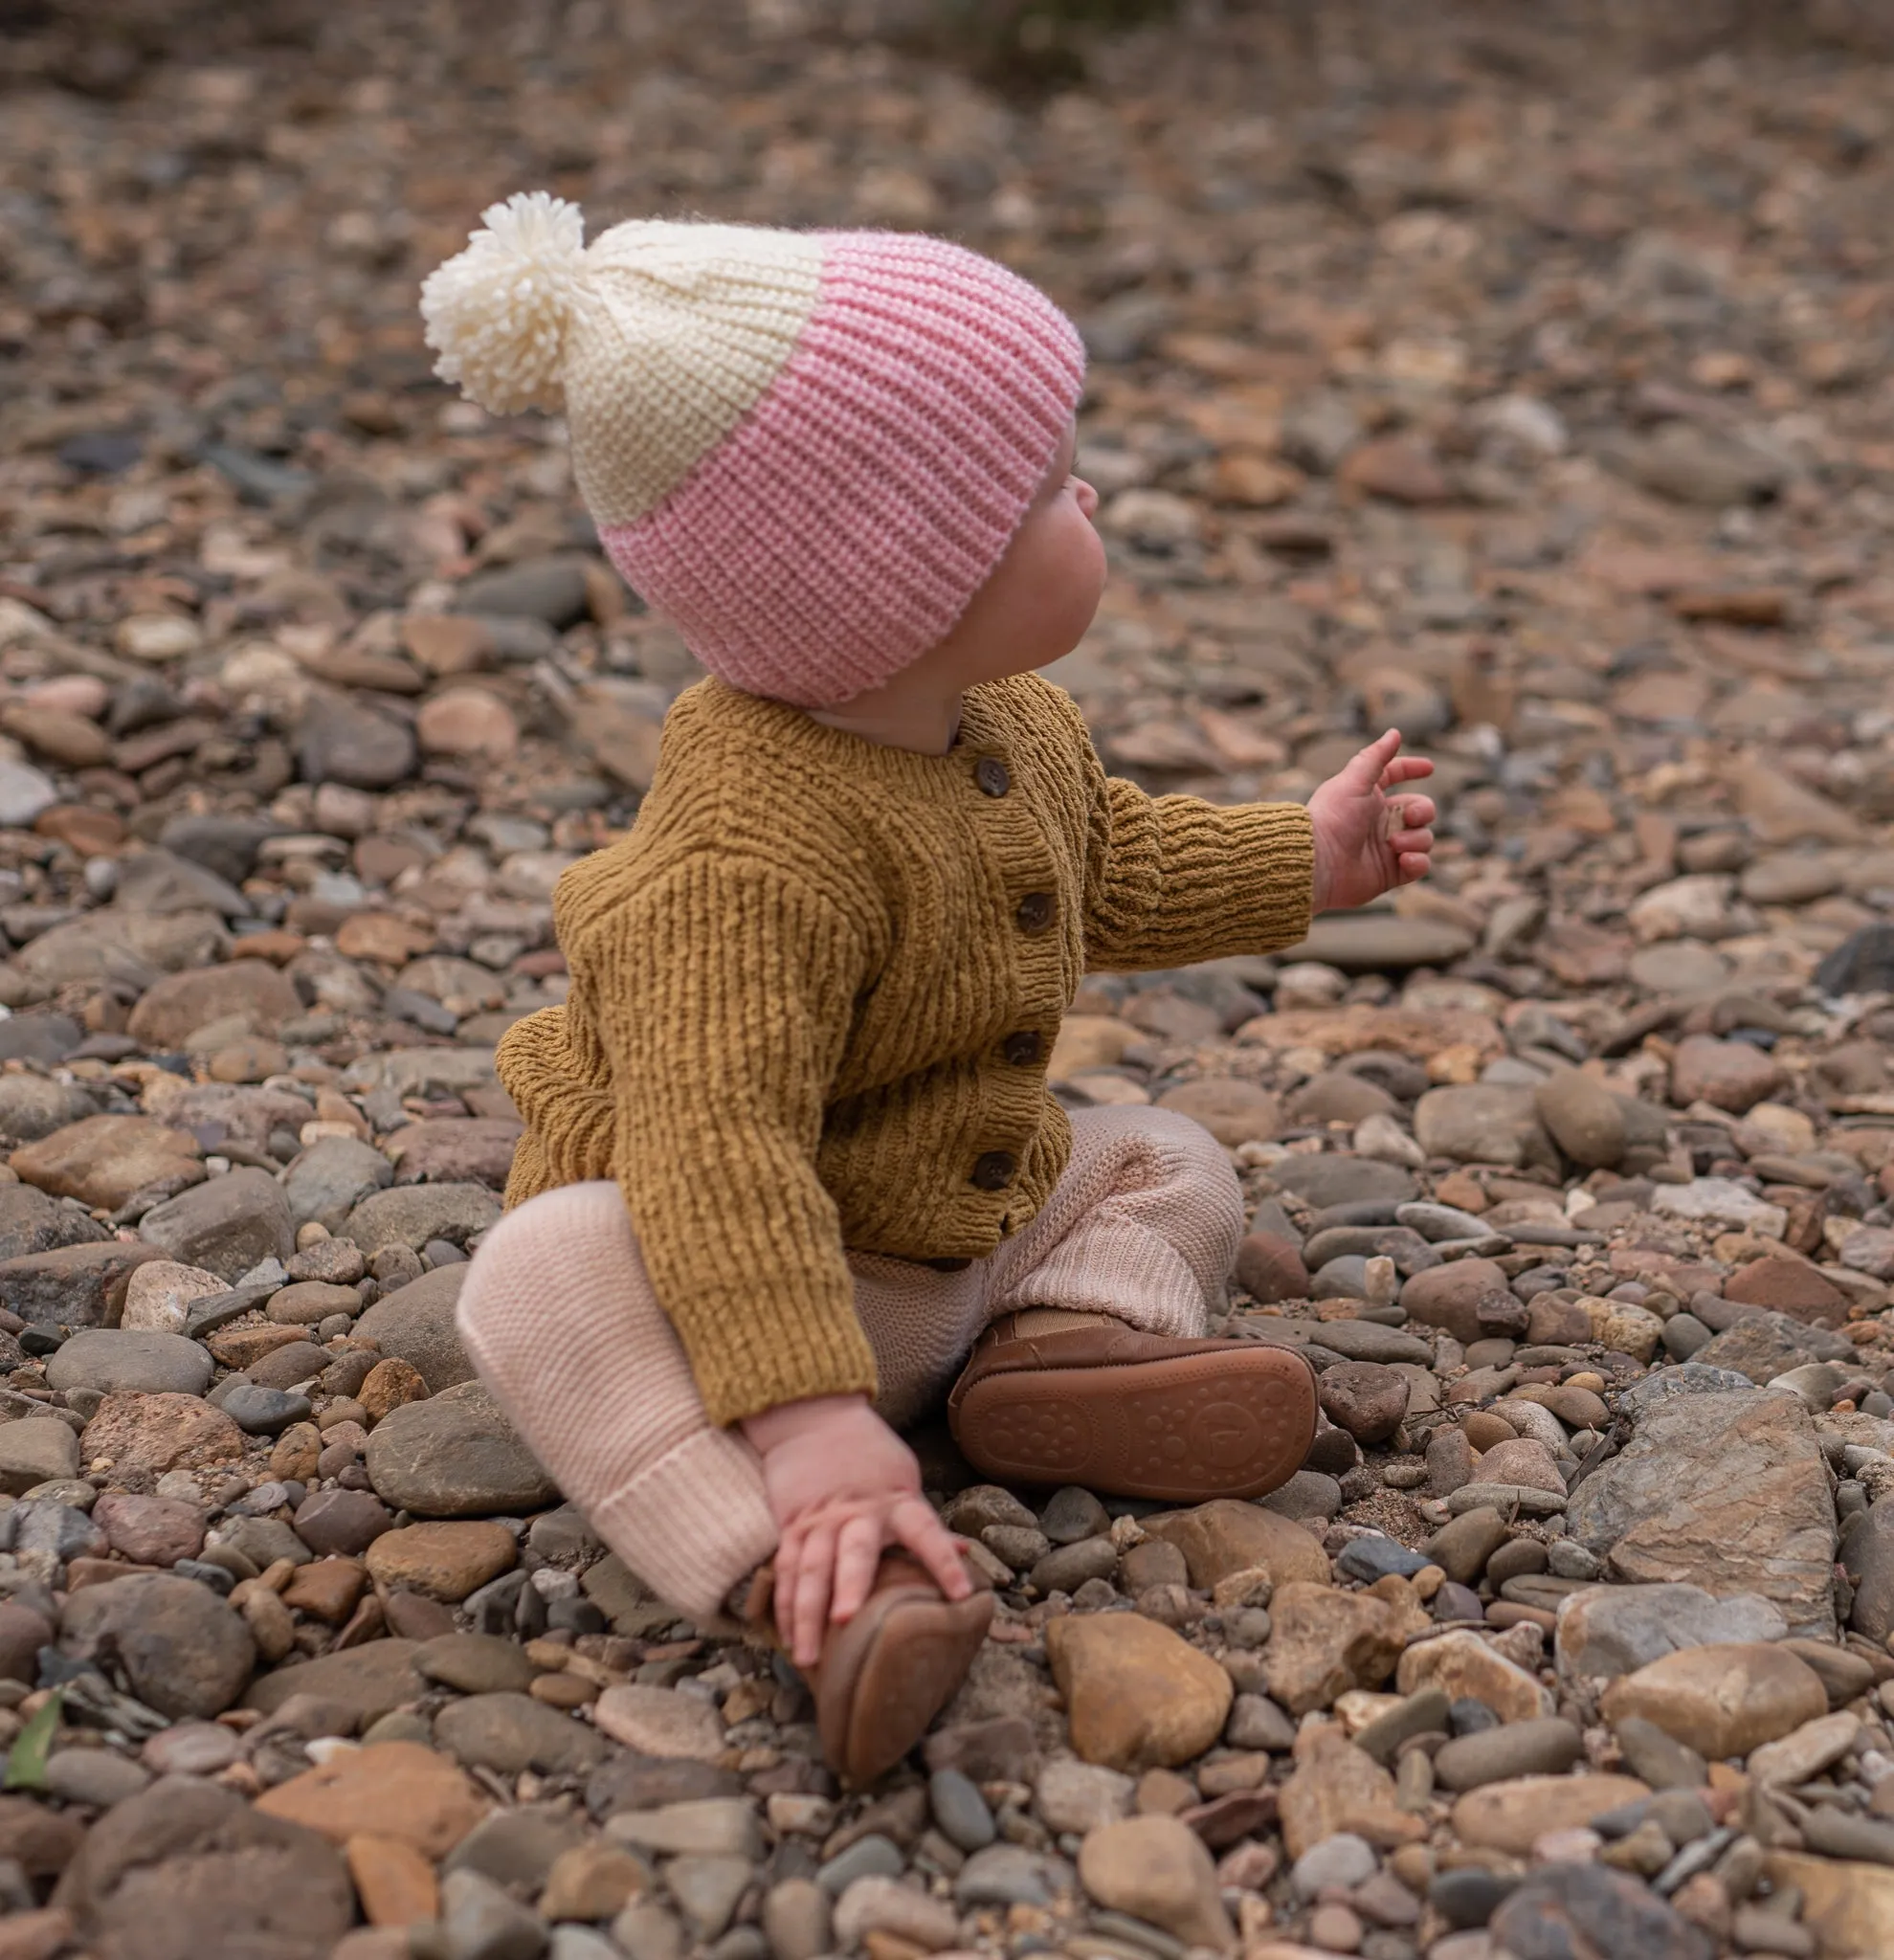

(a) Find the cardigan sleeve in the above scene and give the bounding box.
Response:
[582,851,880,1428]
[1082,769,1315,972]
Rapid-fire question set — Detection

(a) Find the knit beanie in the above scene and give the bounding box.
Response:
[419,194,1087,708]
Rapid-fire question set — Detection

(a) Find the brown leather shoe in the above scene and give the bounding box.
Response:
[808,1553,992,1786]
[752,1553,992,1788]
[947,1315,1317,1502]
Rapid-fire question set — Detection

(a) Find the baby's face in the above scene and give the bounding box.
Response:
[926,423,1103,689]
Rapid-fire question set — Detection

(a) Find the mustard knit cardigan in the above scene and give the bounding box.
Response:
[498,672,1314,1426]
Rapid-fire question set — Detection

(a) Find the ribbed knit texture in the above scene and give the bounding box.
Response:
[496,670,1313,1429]
[458,1106,1243,1616]
[422,200,1084,707]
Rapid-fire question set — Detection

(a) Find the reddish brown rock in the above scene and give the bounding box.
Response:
[1235,1231,1308,1304]
[81,1392,246,1480]
[1724,1257,1847,1325]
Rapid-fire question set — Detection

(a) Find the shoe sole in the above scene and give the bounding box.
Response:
[951,1345,1317,1502]
[816,1583,992,1787]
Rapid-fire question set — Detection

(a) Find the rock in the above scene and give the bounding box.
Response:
[297,693,416,789]
[345,1834,438,1930]
[1449,1774,1652,1856]
[59,1573,255,1718]
[435,1693,606,1776]
[11,1114,200,1211]
[1283,914,1473,970]
[829,1876,956,1952]
[1434,1717,1584,1791]
[366,1381,557,1516]
[1044,1612,1233,1771]
[120,1260,227,1334]
[1415,1086,1555,1170]
[1602,1642,1829,1759]
[51,1779,353,1960]
[0,1599,54,1683]
[1534,1070,1626,1169]
[293,1488,394,1558]
[1288,1071,1398,1125]
[1749,1710,1862,1789]
[1670,1036,1785,1114]
[1395,1630,1552,1723]
[81,1392,244,1479]
[1472,1437,1565,1494]
[1693,1313,1837,1384]
[1234,1231,1308,1304]
[1152,1079,1280,1147]
[256,1740,490,1855]
[1490,1862,1712,1960]
[1555,1582,1790,1681]
[1035,1758,1134,1835]
[283,1137,396,1234]
[541,1842,652,1924]
[353,1264,474,1391]
[1268,1155,1416,1209]
[14,908,227,992]
[1262,1583,1410,1714]
[1399,1259,1515,1345]
[1425,1507,1511,1584]
[1077,1815,1234,1949]
[125,961,301,1048]
[244,1641,426,1724]
[267,1280,361,1325]
[416,1633,535,1697]
[137,1168,295,1281]
[609,1800,764,1860]
[439,1866,549,1960]
[0,1075,98,1143]
[1289,1833,1377,1901]
[385,1117,524,1189]
[0,1183,111,1260]
[0,1793,84,1879]
[1141,1499,1330,1589]
[1723,1256,1847,1324]
[1317,1361,1409,1443]
[593,1685,727,1762]
[0,1241,166,1328]
[92,1492,205,1566]
[1278,1726,1425,1858]
[1764,1851,1894,1958]
[346,1182,502,1253]
[0,1418,80,1495]
[46,1328,212,1397]
[43,1750,151,1809]
[365,1520,518,1601]
[1566,1390,1836,1635]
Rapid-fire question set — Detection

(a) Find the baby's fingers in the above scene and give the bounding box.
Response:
[890,1494,974,1602]
[1378,755,1435,790]
[830,1512,887,1629]
[787,1520,838,1667]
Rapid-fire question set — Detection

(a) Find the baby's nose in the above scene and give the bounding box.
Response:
[1074,476,1099,519]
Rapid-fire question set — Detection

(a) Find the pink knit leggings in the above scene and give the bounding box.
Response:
[456,1104,1244,1620]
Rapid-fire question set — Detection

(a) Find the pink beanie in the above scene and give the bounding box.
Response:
[419,195,1086,708]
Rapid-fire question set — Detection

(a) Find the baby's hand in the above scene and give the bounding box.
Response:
[1306,728,1437,913]
[741,1393,972,1667]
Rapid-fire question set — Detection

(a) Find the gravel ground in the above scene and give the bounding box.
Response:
[4,5,1894,1958]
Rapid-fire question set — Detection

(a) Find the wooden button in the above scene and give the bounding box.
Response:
[1014,891,1055,934]
[1003,1031,1042,1066]
[975,757,1011,797]
[971,1150,1016,1192]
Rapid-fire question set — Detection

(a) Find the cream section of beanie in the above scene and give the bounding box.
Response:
[420,193,823,527]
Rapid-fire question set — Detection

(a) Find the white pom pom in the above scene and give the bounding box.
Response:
[420,191,590,414]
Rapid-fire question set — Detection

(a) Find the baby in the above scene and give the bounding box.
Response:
[424,195,1436,1783]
